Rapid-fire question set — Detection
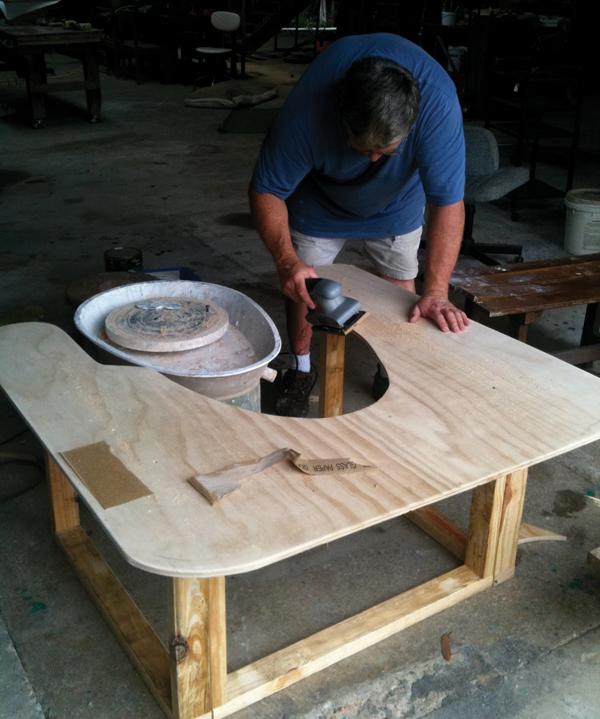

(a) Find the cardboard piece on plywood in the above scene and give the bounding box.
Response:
[62,441,152,509]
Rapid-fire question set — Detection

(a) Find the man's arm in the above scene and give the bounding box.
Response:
[409,201,470,333]
[249,185,316,308]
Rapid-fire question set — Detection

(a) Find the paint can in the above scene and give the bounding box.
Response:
[104,247,143,272]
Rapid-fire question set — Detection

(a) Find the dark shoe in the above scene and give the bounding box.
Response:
[372,363,389,400]
[275,367,317,418]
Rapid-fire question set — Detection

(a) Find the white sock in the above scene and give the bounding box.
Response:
[294,353,311,373]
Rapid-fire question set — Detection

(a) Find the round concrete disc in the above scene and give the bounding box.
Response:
[105,298,229,352]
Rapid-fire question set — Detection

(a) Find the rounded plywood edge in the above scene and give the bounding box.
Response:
[105,297,229,352]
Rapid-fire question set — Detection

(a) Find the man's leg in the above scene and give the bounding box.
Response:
[275,231,345,417]
[286,296,313,357]
[363,228,422,287]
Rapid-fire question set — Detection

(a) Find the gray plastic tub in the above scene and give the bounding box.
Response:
[75,281,281,401]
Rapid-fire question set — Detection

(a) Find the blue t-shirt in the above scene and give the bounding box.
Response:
[251,34,465,239]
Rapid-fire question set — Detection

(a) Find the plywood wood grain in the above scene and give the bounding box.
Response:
[1,265,600,577]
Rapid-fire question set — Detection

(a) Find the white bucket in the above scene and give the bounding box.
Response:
[564,189,600,255]
[441,10,455,25]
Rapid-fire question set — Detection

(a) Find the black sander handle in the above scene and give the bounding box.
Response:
[305,279,362,329]
[305,278,343,313]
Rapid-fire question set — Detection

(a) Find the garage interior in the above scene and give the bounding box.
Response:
[1,2,600,718]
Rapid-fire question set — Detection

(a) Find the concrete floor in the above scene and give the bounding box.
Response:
[1,48,600,719]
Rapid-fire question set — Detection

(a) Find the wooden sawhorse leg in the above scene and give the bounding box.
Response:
[318,333,346,418]
[169,577,227,719]
[46,452,79,532]
[465,469,527,584]
[317,313,370,419]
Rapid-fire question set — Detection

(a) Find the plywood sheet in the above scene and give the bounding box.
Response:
[1,265,600,577]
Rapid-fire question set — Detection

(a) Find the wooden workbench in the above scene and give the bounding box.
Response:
[1,264,600,719]
[0,21,102,126]
[450,253,600,364]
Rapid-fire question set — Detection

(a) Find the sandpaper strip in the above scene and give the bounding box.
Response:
[190,449,373,506]
[62,441,153,509]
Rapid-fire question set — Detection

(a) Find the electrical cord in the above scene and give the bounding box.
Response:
[48,65,83,80]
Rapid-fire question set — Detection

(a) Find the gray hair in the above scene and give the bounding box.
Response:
[340,57,421,148]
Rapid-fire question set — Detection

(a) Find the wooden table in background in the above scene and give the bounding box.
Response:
[450,253,600,365]
[0,21,102,126]
[1,265,600,719]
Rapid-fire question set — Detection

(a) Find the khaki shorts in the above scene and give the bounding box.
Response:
[290,226,423,281]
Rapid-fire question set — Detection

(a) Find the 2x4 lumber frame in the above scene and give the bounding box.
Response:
[58,525,173,715]
[493,468,527,584]
[46,452,79,532]
[409,471,527,585]
[465,476,508,579]
[318,332,346,418]
[44,447,523,719]
[215,566,491,717]
[317,333,546,583]
[169,577,227,718]
[405,505,468,560]
[405,506,566,562]
[212,478,518,717]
